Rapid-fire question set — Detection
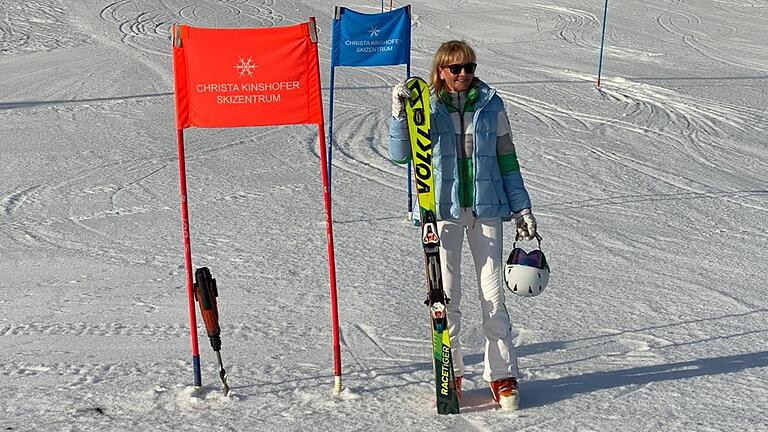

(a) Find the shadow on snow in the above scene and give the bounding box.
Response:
[523,350,768,408]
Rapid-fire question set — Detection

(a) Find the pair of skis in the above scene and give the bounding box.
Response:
[404,77,460,415]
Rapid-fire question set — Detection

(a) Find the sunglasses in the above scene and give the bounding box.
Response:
[443,62,477,75]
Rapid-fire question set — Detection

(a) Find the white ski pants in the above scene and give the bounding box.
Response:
[438,208,519,382]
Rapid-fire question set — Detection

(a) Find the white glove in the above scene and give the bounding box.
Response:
[391,81,411,118]
[513,208,537,241]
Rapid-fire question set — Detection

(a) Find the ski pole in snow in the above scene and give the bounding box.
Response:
[194,267,231,396]
[596,0,609,88]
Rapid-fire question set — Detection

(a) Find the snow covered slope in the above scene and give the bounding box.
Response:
[1,1,767,430]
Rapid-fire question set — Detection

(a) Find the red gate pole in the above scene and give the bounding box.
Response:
[318,124,342,393]
[177,128,201,387]
[310,16,342,393]
[317,124,341,393]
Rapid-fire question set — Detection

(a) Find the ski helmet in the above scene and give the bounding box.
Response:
[504,233,550,297]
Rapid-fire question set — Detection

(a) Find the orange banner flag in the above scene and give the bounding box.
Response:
[172,22,323,129]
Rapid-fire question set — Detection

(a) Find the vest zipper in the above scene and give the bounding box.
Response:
[458,92,468,207]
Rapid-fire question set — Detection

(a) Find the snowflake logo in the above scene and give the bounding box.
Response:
[234,56,257,78]
[368,26,380,38]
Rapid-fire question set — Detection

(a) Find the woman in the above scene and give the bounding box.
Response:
[388,40,537,410]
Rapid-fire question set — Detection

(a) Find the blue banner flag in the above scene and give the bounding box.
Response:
[331,6,411,67]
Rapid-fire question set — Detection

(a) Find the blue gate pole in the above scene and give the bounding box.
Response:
[327,64,336,198]
[405,62,414,222]
[596,0,609,88]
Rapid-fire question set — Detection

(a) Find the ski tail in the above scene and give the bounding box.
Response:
[432,303,459,414]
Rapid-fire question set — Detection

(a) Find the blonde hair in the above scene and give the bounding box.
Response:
[429,40,478,95]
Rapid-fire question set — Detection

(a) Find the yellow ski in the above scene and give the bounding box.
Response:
[404,77,459,415]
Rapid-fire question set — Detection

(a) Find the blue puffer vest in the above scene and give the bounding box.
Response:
[389,81,531,221]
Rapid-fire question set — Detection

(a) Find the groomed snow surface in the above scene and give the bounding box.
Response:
[1,1,767,431]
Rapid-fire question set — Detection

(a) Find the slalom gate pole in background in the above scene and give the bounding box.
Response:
[327,5,412,216]
[176,127,202,387]
[171,20,342,392]
[596,0,609,88]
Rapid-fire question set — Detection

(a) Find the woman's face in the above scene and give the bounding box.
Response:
[439,56,475,93]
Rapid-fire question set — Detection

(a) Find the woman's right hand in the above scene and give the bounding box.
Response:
[391,81,410,118]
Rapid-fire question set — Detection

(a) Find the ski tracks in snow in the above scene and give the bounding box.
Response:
[0,119,322,269]
[494,69,768,218]
[323,102,407,193]
[530,1,768,71]
[0,156,175,265]
[0,0,88,55]
[99,0,288,57]
[339,322,430,387]
[652,2,768,72]
[531,3,662,63]
[2,360,182,388]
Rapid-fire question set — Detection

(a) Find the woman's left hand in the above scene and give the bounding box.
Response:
[514,208,537,240]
